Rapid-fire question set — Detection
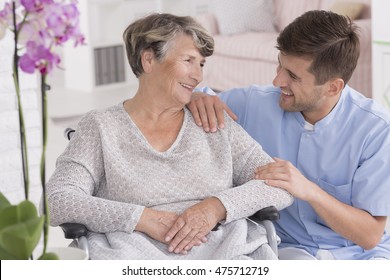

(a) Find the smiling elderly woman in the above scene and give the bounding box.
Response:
[46,13,293,260]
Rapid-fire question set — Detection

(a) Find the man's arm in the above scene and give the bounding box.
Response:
[187,91,237,132]
[255,158,387,249]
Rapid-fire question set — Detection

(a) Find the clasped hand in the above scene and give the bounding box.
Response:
[137,197,226,255]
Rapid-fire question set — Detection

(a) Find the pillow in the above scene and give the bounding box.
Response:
[329,1,365,20]
[212,0,276,35]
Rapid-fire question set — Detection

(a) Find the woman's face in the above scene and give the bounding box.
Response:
[152,34,206,106]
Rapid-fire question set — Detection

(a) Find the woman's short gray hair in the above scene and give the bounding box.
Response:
[123,13,214,77]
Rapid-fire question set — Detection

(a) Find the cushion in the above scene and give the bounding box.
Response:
[214,32,279,62]
[329,1,365,20]
[274,0,322,31]
[211,0,276,35]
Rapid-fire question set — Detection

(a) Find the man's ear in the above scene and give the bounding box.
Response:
[327,78,344,97]
[141,49,154,73]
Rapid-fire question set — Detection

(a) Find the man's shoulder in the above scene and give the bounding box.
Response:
[220,84,279,99]
[345,86,390,126]
[220,84,281,111]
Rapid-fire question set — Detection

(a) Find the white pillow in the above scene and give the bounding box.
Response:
[212,0,276,35]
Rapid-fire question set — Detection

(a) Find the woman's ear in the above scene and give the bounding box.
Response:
[141,49,154,73]
[327,78,344,97]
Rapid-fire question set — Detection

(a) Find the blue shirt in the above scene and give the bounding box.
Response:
[218,84,390,259]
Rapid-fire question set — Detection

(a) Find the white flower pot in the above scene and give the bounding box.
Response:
[48,247,88,260]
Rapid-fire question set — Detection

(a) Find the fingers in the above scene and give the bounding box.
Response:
[181,232,207,252]
[223,103,238,121]
[165,222,207,254]
[168,226,206,254]
[164,213,210,255]
[187,104,201,127]
[168,224,194,253]
[187,93,230,133]
[254,160,290,182]
[205,98,218,132]
[197,95,221,132]
[187,94,204,128]
[165,216,185,244]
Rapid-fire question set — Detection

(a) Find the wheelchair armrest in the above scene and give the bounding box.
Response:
[248,206,280,257]
[64,128,75,140]
[250,206,280,223]
[60,223,88,239]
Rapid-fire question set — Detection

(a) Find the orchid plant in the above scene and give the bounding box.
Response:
[0,0,84,259]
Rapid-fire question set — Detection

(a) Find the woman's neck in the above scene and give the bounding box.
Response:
[123,92,185,152]
[125,91,184,124]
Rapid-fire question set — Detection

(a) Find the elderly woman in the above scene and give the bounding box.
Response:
[46,13,293,260]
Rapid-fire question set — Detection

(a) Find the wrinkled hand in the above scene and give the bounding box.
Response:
[254,157,316,202]
[135,209,179,244]
[187,92,237,132]
[164,197,226,254]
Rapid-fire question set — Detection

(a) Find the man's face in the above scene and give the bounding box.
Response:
[273,52,329,124]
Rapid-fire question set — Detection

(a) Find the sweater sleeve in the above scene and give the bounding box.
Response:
[213,114,293,223]
[46,111,144,233]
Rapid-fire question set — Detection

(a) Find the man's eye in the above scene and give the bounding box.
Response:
[289,72,297,80]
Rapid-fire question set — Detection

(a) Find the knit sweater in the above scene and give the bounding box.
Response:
[46,103,293,259]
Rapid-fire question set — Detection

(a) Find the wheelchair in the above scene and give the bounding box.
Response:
[60,128,280,259]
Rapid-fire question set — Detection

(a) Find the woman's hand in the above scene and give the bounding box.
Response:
[135,208,179,244]
[187,92,237,132]
[164,197,226,254]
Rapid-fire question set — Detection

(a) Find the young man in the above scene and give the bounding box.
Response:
[188,10,390,260]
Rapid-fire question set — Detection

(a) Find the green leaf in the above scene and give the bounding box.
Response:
[38,252,59,260]
[0,200,38,230]
[0,192,11,211]
[0,245,19,260]
[0,200,44,259]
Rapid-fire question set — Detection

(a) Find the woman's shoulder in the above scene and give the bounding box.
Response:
[80,103,124,122]
[76,103,126,132]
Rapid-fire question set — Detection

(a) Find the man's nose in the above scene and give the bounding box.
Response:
[273,68,288,88]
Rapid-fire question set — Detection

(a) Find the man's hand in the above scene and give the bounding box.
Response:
[164,197,226,254]
[254,157,317,202]
[187,92,237,132]
[255,158,388,250]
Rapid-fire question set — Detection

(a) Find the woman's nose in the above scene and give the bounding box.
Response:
[191,64,203,83]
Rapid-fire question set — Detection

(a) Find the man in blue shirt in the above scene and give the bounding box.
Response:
[188,10,390,259]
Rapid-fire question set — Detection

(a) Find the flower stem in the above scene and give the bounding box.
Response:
[12,1,30,201]
[40,74,49,256]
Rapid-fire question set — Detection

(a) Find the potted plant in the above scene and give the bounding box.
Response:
[0,0,84,260]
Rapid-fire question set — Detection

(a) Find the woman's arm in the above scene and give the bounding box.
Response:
[164,114,293,254]
[213,115,293,223]
[47,111,144,233]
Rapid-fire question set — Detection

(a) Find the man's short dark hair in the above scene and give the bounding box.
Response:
[276,10,360,85]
